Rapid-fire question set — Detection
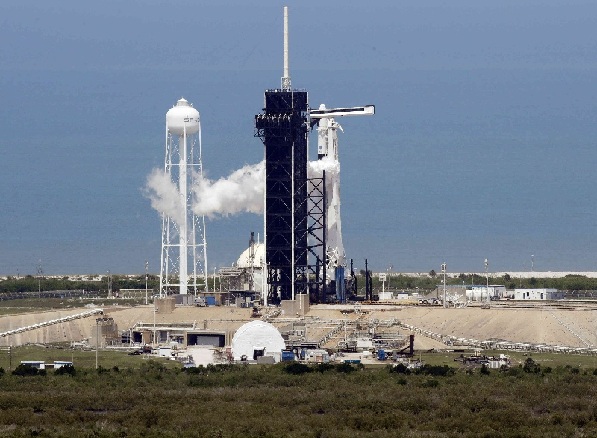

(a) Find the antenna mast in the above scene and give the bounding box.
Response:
[281,6,291,90]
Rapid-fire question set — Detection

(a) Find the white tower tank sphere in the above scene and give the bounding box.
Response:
[166,98,200,135]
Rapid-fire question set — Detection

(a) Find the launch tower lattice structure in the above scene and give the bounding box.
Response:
[255,90,309,304]
[160,98,208,296]
[254,7,312,305]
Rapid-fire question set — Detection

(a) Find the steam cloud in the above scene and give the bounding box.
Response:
[145,161,265,221]
[145,168,185,225]
[145,158,340,221]
[308,155,340,179]
[192,161,265,218]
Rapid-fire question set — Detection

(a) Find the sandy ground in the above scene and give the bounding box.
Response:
[1,303,596,351]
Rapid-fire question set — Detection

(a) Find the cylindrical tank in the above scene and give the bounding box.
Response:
[166,98,200,135]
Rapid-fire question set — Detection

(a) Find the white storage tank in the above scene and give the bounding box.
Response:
[166,98,200,135]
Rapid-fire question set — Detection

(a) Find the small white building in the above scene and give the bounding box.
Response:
[466,285,506,301]
[305,349,330,363]
[158,347,173,358]
[378,291,393,301]
[514,288,564,300]
[20,360,45,370]
[20,360,73,369]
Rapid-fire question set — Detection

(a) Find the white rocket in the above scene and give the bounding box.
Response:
[310,104,375,278]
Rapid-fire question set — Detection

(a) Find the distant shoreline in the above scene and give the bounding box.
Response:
[3,271,597,282]
[397,271,597,279]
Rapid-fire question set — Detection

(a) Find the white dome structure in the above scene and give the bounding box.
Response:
[231,320,286,362]
[236,243,265,269]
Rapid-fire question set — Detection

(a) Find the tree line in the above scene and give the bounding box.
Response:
[2,272,597,294]
[357,272,597,293]
[0,274,160,294]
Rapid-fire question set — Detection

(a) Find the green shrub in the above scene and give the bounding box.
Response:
[334,363,357,373]
[282,362,311,375]
[206,363,232,372]
[523,358,541,374]
[140,360,166,374]
[416,364,455,377]
[505,366,524,378]
[390,363,411,374]
[12,364,41,376]
[183,365,206,374]
[480,364,490,375]
[314,363,335,373]
[54,364,76,376]
[422,378,439,388]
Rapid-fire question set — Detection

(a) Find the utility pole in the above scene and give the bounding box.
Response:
[441,262,447,308]
[153,307,157,348]
[388,264,393,290]
[95,318,99,369]
[37,260,43,296]
[107,270,112,298]
[364,259,368,300]
[484,258,490,306]
[145,260,149,305]
[213,267,217,293]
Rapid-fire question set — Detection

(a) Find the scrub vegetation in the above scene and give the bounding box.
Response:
[0,275,159,294]
[1,355,597,437]
[2,273,597,297]
[354,273,597,295]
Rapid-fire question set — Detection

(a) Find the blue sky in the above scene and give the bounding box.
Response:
[0,1,596,275]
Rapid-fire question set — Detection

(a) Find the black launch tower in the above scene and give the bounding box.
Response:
[255,89,309,304]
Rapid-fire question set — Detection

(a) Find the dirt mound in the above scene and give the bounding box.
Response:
[1,303,595,350]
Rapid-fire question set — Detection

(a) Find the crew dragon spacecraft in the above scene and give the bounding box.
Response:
[311,103,374,302]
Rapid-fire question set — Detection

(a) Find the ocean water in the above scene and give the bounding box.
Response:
[1,67,595,275]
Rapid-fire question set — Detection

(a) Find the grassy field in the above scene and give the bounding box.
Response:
[0,298,77,316]
[3,345,597,374]
[0,347,597,436]
[422,349,597,369]
[0,297,145,316]
[0,345,181,371]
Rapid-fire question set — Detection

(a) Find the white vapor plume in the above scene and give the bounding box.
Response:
[308,155,340,179]
[146,158,339,222]
[145,168,184,226]
[192,161,265,218]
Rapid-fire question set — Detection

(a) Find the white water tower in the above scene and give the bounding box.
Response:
[160,98,208,296]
